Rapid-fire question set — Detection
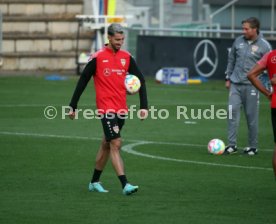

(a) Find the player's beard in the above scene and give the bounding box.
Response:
[110,43,121,52]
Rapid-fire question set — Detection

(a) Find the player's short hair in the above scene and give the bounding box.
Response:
[242,17,260,34]
[108,23,124,36]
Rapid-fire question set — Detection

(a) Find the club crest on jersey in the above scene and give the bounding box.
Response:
[271,56,276,64]
[251,45,258,52]
[121,59,126,67]
[113,125,119,134]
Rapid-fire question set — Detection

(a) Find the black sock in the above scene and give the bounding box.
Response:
[118,175,128,188]
[91,169,102,183]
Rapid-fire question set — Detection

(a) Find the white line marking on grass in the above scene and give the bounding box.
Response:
[0,131,274,171]
[0,131,273,152]
[0,131,205,146]
[0,131,102,141]
[121,142,273,171]
[0,104,48,107]
[0,104,95,108]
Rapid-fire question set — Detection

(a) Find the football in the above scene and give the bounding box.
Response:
[125,74,141,95]
[207,139,225,155]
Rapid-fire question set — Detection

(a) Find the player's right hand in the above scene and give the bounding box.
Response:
[68,111,75,120]
[267,92,272,101]
[225,80,231,89]
[68,107,76,120]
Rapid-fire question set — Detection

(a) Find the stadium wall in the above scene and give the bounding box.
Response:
[136,35,276,79]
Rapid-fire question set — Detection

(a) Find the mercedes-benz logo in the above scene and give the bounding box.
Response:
[103,68,111,76]
[193,40,218,78]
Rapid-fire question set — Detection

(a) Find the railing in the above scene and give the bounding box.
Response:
[127,26,276,40]
[208,0,239,38]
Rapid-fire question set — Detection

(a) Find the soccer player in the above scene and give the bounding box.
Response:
[68,23,148,195]
[247,50,276,180]
[224,17,271,155]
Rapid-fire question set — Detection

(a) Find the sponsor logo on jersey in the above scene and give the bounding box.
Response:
[239,43,244,48]
[112,69,125,75]
[103,68,111,76]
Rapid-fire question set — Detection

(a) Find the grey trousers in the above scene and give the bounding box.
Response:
[227,83,259,148]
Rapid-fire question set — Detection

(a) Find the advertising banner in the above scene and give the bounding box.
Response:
[136,35,276,79]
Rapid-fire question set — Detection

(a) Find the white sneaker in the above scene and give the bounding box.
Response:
[243,147,258,156]
[223,145,238,155]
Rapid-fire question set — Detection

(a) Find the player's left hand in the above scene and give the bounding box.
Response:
[139,109,148,120]
[271,77,276,85]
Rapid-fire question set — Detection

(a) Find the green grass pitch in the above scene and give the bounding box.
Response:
[0,75,276,224]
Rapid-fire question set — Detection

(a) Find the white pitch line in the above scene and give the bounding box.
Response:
[0,131,102,141]
[0,131,273,152]
[121,142,273,171]
[0,104,96,108]
[0,131,202,146]
[0,104,48,108]
[0,131,273,171]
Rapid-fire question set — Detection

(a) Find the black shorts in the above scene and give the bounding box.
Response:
[271,108,276,143]
[100,113,126,142]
